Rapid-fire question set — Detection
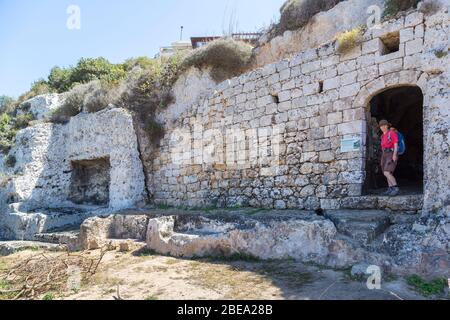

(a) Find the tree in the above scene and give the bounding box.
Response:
[69,57,126,85]
[48,67,73,93]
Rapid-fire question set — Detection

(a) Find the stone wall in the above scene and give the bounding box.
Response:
[1,108,146,212]
[149,7,449,214]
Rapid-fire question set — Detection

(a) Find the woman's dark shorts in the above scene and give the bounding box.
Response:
[381,150,397,173]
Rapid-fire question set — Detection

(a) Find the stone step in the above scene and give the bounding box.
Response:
[0,241,65,256]
[34,230,80,251]
[0,205,109,241]
[324,210,392,245]
[339,195,423,213]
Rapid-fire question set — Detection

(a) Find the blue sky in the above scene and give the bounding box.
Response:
[0,0,284,97]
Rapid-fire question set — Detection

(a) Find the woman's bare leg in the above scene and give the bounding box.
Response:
[383,171,397,187]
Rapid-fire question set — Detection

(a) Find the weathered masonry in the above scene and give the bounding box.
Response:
[150,9,449,214]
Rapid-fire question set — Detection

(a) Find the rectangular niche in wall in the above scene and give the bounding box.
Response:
[380,31,400,55]
[69,157,111,206]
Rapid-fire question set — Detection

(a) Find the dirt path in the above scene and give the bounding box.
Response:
[0,248,435,300]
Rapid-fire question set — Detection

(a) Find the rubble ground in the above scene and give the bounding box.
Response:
[0,248,446,301]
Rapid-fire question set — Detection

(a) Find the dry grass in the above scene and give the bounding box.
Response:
[45,40,252,143]
[180,38,253,83]
[49,87,84,124]
[83,80,121,113]
[49,80,120,123]
[1,249,435,300]
[336,26,364,54]
[268,0,344,39]
[118,57,181,142]
[0,249,107,300]
[188,261,274,299]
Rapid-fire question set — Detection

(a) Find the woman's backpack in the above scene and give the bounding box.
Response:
[389,131,406,155]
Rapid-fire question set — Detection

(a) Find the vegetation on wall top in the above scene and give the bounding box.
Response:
[0,36,254,150]
[180,38,253,83]
[336,26,365,54]
[0,112,33,154]
[383,0,421,17]
[267,0,344,40]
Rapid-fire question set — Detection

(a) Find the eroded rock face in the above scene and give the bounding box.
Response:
[156,67,216,126]
[146,214,364,267]
[0,107,146,212]
[17,94,63,120]
[79,214,149,250]
[381,213,450,277]
[0,207,105,241]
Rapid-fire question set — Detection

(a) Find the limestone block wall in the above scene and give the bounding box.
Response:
[1,108,146,212]
[150,8,449,214]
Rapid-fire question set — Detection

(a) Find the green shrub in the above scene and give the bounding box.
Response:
[269,0,344,38]
[337,27,364,54]
[47,57,127,93]
[49,79,120,122]
[0,96,16,115]
[14,113,34,129]
[384,0,420,17]
[42,292,55,301]
[434,48,448,58]
[0,112,34,153]
[0,113,17,154]
[0,279,16,300]
[180,38,253,82]
[406,275,447,296]
[69,57,126,87]
[47,66,73,93]
[119,55,182,142]
[46,55,181,143]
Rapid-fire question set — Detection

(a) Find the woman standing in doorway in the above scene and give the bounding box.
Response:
[379,120,400,196]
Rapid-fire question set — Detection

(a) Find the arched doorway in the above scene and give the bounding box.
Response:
[364,86,424,195]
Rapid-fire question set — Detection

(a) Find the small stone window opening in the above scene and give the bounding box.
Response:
[319,81,324,93]
[380,31,400,56]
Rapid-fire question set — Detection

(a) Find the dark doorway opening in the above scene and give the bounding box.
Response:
[365,86,424,195]
[69,158,111,206]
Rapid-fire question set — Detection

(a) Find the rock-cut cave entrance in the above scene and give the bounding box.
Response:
[68,157,111,206]
[364,86,424,195]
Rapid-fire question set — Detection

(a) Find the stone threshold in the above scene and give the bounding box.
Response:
[338,194,423,213]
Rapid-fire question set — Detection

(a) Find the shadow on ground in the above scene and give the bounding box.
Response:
[130,247,431,301]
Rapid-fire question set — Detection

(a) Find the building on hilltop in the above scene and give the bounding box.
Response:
[157,33,262,58]
[191,33,262,49]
